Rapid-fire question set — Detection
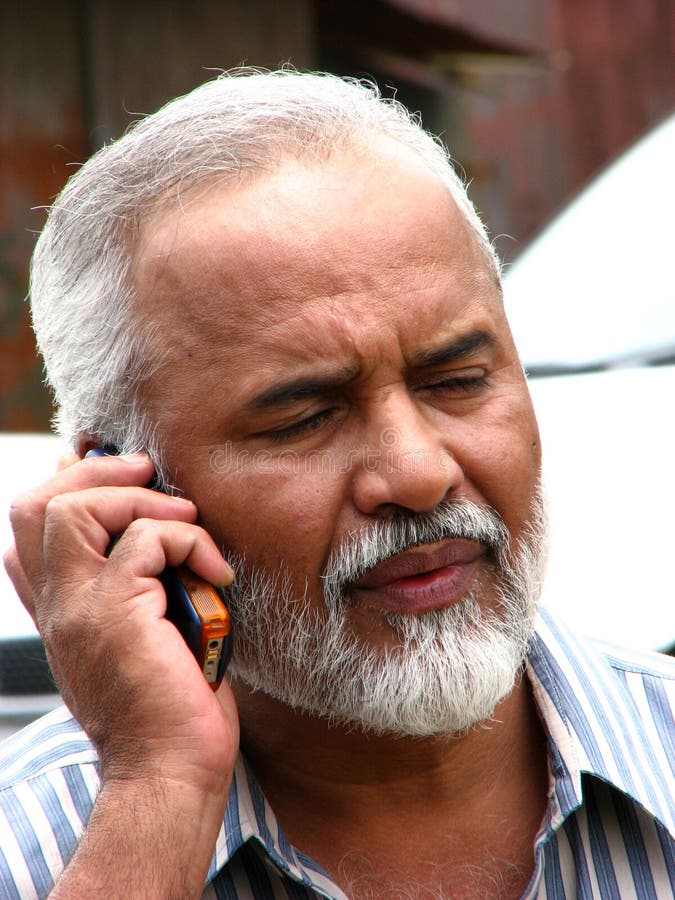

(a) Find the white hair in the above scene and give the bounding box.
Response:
[30,68,500,458]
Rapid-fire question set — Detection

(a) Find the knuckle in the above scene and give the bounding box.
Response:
[122,517,158,542]
[4,543,41,616]
[8,490,40,529]
[44,491,78,520]
[2,546,26,593]
[40,595,94,652]
[112,518,166,562]
[2,544,17,576]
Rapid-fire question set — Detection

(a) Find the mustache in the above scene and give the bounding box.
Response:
[322,498,510,592]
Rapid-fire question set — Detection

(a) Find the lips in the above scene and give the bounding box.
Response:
[351,539,483,614]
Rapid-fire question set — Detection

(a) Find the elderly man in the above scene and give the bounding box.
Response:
[2,70,673,899]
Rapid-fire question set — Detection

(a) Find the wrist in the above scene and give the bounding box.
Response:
[51,769,230,898]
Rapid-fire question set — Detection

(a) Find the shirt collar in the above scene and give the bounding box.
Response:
[527,606,675,835]
[206,753,346,896]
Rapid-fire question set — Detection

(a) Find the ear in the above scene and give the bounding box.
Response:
[75,432,101,459]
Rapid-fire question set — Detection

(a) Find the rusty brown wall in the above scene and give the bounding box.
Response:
[458,0,673,258]
[0,0,314,431]
[1,2,89,430]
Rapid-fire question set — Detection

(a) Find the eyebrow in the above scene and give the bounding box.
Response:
[246,364,360,410]
[245,329,496,411]
[411,329,497,368]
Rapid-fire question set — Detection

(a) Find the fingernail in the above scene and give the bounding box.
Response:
[214,570,235,587]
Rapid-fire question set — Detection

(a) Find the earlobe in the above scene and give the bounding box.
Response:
[75,432,101,460]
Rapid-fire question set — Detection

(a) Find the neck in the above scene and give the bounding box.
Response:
[233,671,549,841]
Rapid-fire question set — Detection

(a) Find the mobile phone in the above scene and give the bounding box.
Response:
[85,446,232,689]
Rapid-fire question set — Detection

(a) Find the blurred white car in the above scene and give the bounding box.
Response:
[504,112,675,653]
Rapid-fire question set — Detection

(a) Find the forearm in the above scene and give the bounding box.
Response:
[50,773,229,899]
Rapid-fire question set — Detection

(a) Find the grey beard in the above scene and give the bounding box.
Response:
[222,491,547,737]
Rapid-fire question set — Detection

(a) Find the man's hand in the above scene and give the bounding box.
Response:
[3,452,239,896]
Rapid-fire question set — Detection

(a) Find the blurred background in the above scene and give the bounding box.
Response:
[1,0,672,430]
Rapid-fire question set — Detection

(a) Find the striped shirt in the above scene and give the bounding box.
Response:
[0,608,673,898]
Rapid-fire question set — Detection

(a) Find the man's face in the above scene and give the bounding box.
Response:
[132,142,542,729]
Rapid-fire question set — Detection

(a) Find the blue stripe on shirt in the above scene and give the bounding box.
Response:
[542,835,566,899]
[643,675,675,778]
[61,765,95,826]
[656,824,675,892]
[583,779,621,899]
[1,786,53,898]
[611,789,658,900]
[562,811,594,896]
[224,772,243,858]
[30,773,77,866]
[0,845,21,900]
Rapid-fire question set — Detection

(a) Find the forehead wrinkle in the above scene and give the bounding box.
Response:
[252,298,363,368]
[139,232,360,346]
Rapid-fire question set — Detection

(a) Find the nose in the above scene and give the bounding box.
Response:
[351,397,464,515]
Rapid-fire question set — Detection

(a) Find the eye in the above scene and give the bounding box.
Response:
[266,408,336,442]
[421,372,489,394]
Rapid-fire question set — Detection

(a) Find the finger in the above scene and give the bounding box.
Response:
[13,480,184,591]
[11,453,155,537]
[56,451,80,471]
[43,485,200,550]
[3,545,38,622]
[9,453,156,589]
[100,518,234,601]
[40,493,231,600]
[36,451,155,500]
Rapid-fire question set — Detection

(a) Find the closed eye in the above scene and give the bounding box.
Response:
[422,374,489,394]
[265,408,337,442]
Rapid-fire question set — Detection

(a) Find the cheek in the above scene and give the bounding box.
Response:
[454,404,541,533]
[194,459,344,584]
